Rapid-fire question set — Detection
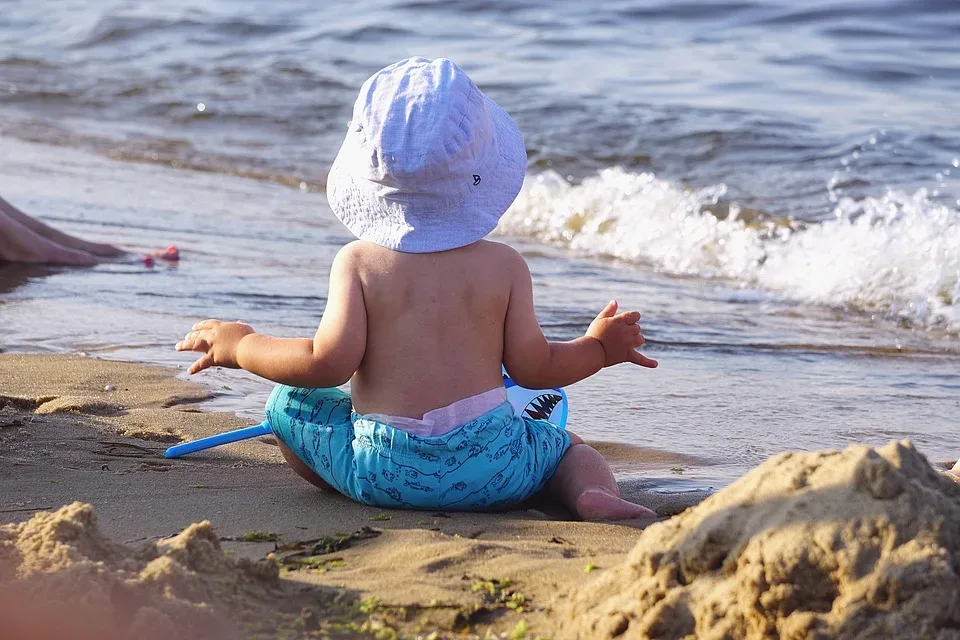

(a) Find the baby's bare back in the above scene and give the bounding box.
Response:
[349,240,513,418]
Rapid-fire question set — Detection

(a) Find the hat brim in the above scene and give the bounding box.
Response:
[326,96,527,253]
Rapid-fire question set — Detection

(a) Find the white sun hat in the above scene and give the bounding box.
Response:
[326,57,527,253]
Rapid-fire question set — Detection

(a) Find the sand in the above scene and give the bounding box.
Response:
[0,502,340,640]
[3,353,958,638]
[562,441,960,640]
[0,353,709,639]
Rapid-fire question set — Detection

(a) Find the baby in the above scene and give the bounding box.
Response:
[176,57,659,520]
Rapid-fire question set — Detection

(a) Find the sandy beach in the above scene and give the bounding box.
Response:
[3,2,959,635]
[3,353,959,639]
[0,353,710,639]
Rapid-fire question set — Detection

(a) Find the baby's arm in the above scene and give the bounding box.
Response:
[502,250,656,390]
[176,244,366,387]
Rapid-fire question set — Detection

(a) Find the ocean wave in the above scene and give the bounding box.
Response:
[497,168,960,331]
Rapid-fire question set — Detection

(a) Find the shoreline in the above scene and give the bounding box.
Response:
[2,130,957,488]
[0,352,709,638]
[3,352,958,638]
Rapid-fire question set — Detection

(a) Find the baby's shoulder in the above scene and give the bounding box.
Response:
[452,241,526,286]
[335,239,527,280]
[474,241,532,282]
[472,239,525,267]
[337,240,372,256]
[333,240,385,267]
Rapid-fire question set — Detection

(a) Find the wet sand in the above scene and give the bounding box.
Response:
[3,353,958,638]
[0,353,709,639]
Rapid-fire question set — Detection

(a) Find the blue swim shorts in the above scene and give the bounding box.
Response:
[265,385,573,510]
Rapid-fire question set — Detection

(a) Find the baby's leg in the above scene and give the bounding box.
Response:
[547,432,657,521]
[277,441,334,491]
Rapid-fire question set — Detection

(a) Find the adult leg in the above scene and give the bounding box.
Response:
[547,432,657,521]
[0,210,99,265]
[0,196,123,257]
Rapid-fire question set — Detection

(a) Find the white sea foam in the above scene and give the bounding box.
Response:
[497,168,960,331]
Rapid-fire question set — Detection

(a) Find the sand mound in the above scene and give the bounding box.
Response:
[0,502,325,640]
[562,441,960,640]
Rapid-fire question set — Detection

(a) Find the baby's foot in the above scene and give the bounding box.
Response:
[574,487,658,521]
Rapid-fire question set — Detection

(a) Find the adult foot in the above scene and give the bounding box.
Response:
[72,239,124,257]
[0,197,123,258]
[23,225,122,258]
[0,220,100,266]
[574,487,658,521]
[2,240,100,266]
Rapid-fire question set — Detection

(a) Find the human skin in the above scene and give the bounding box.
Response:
[0,196,122,265]
[177,239,660,520]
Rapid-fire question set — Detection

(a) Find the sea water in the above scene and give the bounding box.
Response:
[1,0,958,489]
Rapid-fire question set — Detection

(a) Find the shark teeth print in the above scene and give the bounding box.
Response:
[523,393,562,421]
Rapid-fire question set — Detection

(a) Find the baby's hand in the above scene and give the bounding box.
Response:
[175,319,256,374]
[586,300,658,369]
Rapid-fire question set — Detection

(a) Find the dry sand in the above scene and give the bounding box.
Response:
[0,502,325,640]
[0,353,709,639]
[3,353,957,638]
[562,441,960,640]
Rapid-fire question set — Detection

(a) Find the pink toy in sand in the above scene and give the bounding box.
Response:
[142,245,180,267]
[152,245,180,261]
